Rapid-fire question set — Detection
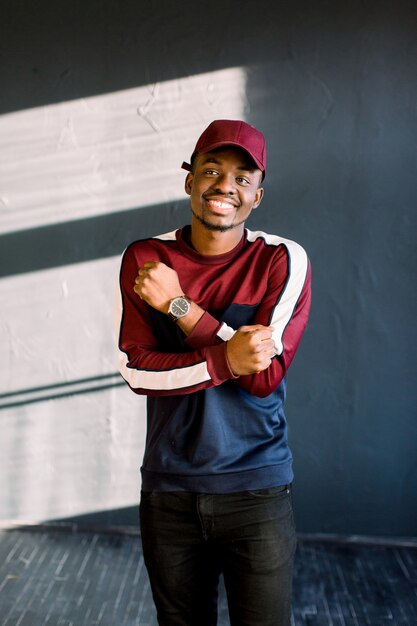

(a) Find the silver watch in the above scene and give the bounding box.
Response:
[167,296,191,322]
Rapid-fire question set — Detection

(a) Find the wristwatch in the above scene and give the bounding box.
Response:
[167,295,191,322]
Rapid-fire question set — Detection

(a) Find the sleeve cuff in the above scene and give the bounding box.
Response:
[185,311,223,349]
[206,343,239,385]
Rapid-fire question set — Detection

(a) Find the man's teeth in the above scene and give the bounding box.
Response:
[209,200,234,209]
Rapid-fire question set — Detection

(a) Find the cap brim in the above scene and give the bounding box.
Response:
[181,145,265,180]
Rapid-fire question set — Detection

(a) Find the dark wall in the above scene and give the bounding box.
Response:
[2,0,416,536]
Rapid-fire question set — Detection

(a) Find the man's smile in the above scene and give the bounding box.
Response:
[204,198,238,214]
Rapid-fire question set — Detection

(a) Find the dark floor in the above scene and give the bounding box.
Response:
[0,528,416,626]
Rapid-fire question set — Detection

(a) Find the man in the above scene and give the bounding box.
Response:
[115,119,311,626]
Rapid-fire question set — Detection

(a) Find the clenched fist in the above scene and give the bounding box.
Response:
[134,261,183,313]
[226,325,275,375]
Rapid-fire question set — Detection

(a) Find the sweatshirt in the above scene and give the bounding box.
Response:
[115,225,311,492]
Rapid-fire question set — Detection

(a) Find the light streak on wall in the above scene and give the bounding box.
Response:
[0,257,146,522]
[0,67,247,235]
[0,257,121,394]
[1,385,147,523]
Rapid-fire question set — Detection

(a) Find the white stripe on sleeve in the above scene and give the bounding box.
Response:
[118,352,211,391]
[245,231,309,356]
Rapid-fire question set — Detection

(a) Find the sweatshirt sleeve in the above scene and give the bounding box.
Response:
[237,250,311,397]
[185,311,224,349]
[115,245,237,396]
[185,241,311,398]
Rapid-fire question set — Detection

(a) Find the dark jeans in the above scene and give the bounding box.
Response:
[139,486,297,626]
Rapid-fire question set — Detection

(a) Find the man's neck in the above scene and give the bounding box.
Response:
[190,221,245,256]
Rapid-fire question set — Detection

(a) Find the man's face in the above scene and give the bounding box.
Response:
[185,147,264,233]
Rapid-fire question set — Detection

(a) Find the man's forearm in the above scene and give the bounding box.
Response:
[176,301,206,336]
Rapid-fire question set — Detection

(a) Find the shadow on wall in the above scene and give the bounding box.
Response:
[46,507,141,533]
[0,0,297,115]
[0,201,190,278]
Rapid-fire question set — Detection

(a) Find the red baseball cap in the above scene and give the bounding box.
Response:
[181,119,266,179]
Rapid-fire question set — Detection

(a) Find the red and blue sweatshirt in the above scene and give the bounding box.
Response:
[115,225,311,493]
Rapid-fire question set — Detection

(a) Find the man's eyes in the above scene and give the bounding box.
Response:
[203,170,251,185]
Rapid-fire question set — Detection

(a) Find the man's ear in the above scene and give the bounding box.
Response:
[184,172,193,196]
[252,186,264,209]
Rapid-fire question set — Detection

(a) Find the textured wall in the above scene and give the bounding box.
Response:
[0,0,416,536]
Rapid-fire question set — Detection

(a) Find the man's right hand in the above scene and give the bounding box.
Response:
[226,325,276,376]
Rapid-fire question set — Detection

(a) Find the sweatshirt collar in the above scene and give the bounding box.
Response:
[176,225,247,265]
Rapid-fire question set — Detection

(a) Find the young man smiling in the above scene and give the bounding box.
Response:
[116,120,312,626]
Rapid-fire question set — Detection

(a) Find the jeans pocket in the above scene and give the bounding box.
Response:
[246,484,290,498]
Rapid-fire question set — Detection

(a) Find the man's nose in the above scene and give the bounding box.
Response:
[212,173,236,194]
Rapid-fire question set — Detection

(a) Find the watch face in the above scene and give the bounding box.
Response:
[171,297,190,317]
